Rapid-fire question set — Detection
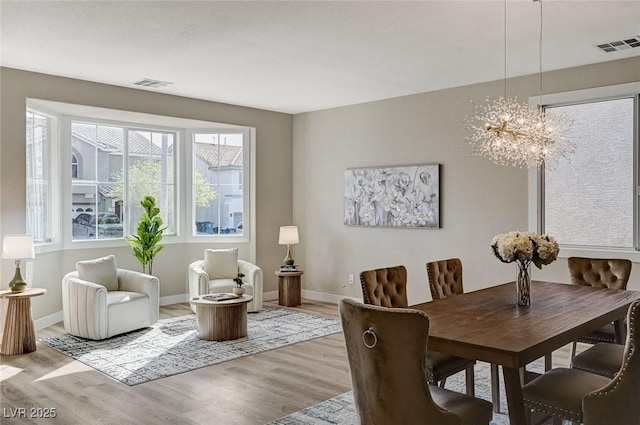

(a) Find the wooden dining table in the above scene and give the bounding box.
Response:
[411,280,640,425]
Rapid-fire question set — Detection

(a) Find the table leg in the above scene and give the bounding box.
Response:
[503,366,528,425]
[1,297,36,355]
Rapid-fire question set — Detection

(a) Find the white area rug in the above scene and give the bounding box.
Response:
[268,361,568,425]
[39,306,341,386]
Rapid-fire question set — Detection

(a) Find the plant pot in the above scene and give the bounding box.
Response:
[233,287,245,296]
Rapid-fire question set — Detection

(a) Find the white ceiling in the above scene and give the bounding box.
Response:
[1,1,639,114]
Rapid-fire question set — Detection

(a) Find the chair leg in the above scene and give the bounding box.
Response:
[544,353,552,371]
[439,378,446,388]
[464,364,475,396]
[570,340,578,362]
[490,364,501,413]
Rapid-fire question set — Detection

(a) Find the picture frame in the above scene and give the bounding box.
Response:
[344,163,440,228]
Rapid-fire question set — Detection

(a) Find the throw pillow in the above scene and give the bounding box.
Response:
[76,254,119,291]
[204,248,238,279]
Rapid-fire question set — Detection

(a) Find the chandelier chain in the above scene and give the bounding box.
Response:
[538,0,544,109]
[462,0,574,170]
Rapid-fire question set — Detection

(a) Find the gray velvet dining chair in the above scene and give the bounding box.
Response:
[426,258,500,411]
[522,300,640,425]
[426,257,554,414]
[360,265,476,396]
[571,342,624,379]
[339,298,493,425]
[568,257,632,358]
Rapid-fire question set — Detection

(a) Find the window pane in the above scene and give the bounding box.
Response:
[544,98,634,248]
[193,133,243,236]
[72,184,98,240]
[126,130,176,236]
[26,110,50,244]
[71,123,124,241]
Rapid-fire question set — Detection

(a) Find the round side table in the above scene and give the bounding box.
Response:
[275,270,304,307]
[0,288,47,355]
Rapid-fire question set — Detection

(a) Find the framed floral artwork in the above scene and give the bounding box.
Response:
[344,164,440,228]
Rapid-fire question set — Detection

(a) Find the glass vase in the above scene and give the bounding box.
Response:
[516,262,531,306]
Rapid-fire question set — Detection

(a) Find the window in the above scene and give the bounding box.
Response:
[541,94,638,250]
[192,132,245,236]
[70,121,176,241]
[26,109,53,244]
[71,153,78,179]
[26,100,253,248]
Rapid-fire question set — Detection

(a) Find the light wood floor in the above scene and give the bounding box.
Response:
[1,300,350,425]
[1,300,582,425]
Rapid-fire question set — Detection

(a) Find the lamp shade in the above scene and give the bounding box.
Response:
[2,235,35,260]
[278,226,299,245]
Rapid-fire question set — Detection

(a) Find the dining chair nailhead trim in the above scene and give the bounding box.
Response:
[573,365,617,379]
[584,302,638,399]
[523,398,582,422]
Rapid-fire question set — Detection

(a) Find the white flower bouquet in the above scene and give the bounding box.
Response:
[491,231,559,269]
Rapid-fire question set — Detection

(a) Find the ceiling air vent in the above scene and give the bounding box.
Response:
[132,78,173,88]
[596,36,640,53]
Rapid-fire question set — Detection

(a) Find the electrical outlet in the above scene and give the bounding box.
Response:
[349,274,354,285]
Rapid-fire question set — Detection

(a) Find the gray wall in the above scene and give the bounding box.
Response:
[292,57,640,304]
[1,56,639,321]
[0,67,293,320]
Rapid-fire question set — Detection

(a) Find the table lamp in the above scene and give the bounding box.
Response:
[278,226,299,266]
[2,234,35,293]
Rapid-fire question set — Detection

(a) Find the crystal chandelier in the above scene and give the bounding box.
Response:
[464,0,573,169]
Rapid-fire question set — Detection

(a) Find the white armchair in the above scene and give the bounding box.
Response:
[188,248,263,312]
[62,255,159,340]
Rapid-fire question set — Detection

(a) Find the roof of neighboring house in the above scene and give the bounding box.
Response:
[194,142,243,168]
[72,125,241,167]
[72,124,167,155]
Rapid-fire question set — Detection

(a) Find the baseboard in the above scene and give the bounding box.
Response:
[35,311,63,331]
[301,290,362,304]
[263,290,278,301]
[263,290,360,305]
[34,292,360,331]
[160,293,189,306]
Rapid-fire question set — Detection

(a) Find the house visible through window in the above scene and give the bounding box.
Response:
[71,153,78,179]
[192,132,245,236]
[27,101,252,247]
[70,121,176,241]
[542,95,637,250]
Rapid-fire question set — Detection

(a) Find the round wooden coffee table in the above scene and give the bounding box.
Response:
[189,294,253,341]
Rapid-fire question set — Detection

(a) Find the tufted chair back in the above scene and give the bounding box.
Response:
[582,300,640,424]
[568,257,632,290]
[426,258,464,300]
[339,298,460,425]
[359,265,408,308]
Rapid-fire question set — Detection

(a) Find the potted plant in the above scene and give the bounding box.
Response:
[127,195,166,275]
[233,272,245,295]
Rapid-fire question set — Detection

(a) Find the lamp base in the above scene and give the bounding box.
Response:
[283,245,295,266]
[9,263,27,293]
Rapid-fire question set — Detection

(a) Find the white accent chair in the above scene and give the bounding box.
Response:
[62,255,159,340]
[188,248,263,312]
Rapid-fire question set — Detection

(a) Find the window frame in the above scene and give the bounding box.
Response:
[529,82,640,259]
[187,128,251,243]
[65,116,180,244]
[25,107,59,247]
[26,99,255,255]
